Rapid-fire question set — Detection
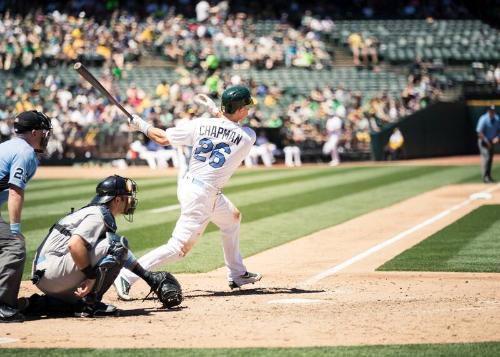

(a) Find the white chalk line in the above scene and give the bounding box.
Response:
[0,337,18,344]
[299,184,500,288]
[149,204,181,214]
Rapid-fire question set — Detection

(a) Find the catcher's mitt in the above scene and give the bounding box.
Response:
[145,271,183,309]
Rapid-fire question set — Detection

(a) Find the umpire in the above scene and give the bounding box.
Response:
[477,105,500,183]
[0,111,52,322]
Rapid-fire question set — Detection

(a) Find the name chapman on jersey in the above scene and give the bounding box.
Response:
[199,125,243,145]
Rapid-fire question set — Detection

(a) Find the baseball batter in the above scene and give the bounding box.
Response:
[115,86,262,299]
[0,110,52,323]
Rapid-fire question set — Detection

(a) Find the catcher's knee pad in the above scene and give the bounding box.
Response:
[105,232,129,264]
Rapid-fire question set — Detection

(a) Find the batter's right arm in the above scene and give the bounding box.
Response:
[129,114,171,146]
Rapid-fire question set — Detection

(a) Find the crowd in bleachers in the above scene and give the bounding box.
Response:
[0,4,333,73]
[0,0,497,165]
[0,57,443,163]
[340,19,499,67]
[0,10,147,71]
[154,13,333,71]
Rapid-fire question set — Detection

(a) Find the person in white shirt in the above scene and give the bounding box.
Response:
[322,115,343,166]
[195,0,210,22]
[114,86,263,299]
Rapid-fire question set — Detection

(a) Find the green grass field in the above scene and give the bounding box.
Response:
[18,164,500,279]
[4,341,500,356]
[378,204,500,272]
[6,163,500,355]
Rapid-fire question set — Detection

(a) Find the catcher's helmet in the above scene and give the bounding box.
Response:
[14,110,52,133]
[90,175,138,220]
[221,85,256,114]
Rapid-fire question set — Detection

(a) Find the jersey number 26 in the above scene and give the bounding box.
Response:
[193,138,231,168]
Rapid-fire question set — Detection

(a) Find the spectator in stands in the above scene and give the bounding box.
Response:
[477,106,500,183]
[281,122,303,167]
[323,114,343,166]
[155,80,169,100]
[196,1,211,22]
[0,117,12,143]
[384,128,404,160]
[347,32,363,67]
[129,137,159,169]
[484,64,500,89]
[254,131,276,167]
[362,35,379,71]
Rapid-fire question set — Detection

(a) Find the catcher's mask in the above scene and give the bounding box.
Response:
[90,175,138,221]
[14,110,53,153]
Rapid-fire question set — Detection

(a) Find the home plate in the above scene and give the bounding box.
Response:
[470,192,492,200]
[0,337,18,345]
[268,298,325,304]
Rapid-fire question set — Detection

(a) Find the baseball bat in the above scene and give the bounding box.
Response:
[194,94,221,116]
[73,62,133,120]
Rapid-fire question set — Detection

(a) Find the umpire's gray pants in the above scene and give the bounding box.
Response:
[35,238,110,303]
[478,139,495,180]
[0,214,26,308]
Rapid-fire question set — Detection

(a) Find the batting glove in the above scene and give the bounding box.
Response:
[194,94,221,117]
[129,114,152,135]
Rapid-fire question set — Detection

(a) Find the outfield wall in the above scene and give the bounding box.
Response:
[370,99,500,161]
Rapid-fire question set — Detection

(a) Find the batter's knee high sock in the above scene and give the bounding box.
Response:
[132,263,152,282]
[125,241,184,286]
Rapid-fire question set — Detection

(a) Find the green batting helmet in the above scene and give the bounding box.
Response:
[221,85,256,114]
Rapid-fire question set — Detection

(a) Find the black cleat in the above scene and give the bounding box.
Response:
[228,271,262,289]
[77,301,119,318]
[0,304,25,323]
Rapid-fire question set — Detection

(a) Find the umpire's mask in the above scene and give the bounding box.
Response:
[14,111,53,153]
[90,175,138,221]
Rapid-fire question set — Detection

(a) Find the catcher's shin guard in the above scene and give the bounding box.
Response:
[85,233,129,303]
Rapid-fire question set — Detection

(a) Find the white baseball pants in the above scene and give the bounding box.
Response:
[120,174,247,285]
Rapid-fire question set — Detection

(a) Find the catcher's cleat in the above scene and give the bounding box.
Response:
[228,271,262,289]
[78,301,119,318]
[114,276,132,301]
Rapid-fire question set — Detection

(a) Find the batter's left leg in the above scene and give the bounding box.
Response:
[212,194,247,282]
[119,180,215,286]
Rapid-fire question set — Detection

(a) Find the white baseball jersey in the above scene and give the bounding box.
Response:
[165,117,256,188]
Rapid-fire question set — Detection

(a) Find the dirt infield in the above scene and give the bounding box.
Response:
[3,157,500,348]
[3,177,500,348]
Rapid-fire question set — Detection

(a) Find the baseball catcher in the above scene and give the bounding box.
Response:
[21,175,182,318]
